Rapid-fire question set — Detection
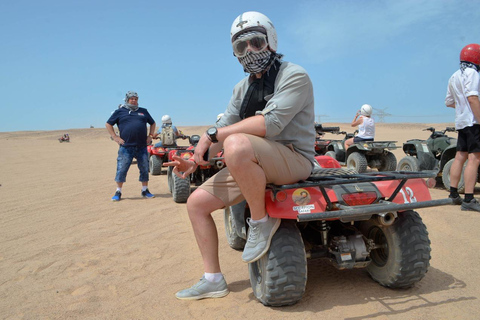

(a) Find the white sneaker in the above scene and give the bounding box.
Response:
[175,276,229,300]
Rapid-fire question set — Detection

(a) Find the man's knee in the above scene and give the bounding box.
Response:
[223,134,254,164]
[187,188,224,215]
[468,152,480,166]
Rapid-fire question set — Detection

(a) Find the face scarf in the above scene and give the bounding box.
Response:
[460,61,479,73]
[238,50,274,74]
[122,103,139,112]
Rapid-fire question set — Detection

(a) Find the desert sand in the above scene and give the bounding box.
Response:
[1,123,480,319]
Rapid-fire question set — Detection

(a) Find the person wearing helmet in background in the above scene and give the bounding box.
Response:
[344,104,375,149]
[155,115,186,147]
[445,43,480,211]
[106,91,156,201]
[166,11,316,300]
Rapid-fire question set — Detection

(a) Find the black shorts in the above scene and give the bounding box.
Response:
[354,137,374,143]
[457,124,480,153]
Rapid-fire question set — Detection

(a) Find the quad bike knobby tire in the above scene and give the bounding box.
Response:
[347,152,368,173]
[360,210,431,288]
[442,158,467,193]
[172,173,190,203]
[224,204,246,250]
[397,156,419,171]
[378,151,397,171]
[249,220,307,306]
[149,155,163,175]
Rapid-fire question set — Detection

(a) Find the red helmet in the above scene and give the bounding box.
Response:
[460,44,480,65]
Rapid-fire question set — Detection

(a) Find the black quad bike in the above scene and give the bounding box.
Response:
[324,131,398,173]
[396,126,479,192]
[314,124,342,156]
[224,155,453,307]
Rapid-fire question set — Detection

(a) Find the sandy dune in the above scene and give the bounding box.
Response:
[1,123,480,319]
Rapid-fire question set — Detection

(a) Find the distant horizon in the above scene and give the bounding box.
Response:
[0,120,457,134]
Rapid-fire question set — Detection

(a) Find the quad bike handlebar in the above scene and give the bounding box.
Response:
[315,124,341,134]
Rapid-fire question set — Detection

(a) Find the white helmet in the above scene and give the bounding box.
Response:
[230,11,277,52]
[161,115,172,124]
[216,113,224,121]
[360,104,373,117]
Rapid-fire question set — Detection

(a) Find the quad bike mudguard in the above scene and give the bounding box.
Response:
[402,139,437,170]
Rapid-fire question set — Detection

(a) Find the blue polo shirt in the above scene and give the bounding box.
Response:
[107,107,155,148]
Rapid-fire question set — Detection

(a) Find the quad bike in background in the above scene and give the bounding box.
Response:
[147,134,189,175]
[314,124,343,156]
[325,131,398,173]
[224,154,453,306]
[58,134,70,143]
[166,136,226,203]
[396,126,479,192]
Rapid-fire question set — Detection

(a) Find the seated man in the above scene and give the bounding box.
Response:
[165,11,316,301]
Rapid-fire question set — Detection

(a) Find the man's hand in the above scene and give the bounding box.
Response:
[113,136,125,145]
[193,134,212,166]
[163,155,197,179]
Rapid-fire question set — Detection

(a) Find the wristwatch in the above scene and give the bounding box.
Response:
[206,127,218,143]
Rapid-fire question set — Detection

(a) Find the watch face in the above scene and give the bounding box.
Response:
[207,127,217,135]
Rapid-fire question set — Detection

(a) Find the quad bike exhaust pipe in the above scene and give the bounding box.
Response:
[376,212,396,226]
[215,160,225,170]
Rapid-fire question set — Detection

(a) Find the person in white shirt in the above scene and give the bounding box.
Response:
[345,104,375,149]
[445,43,480,211]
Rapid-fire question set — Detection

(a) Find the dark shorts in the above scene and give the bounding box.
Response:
[457,124,480,153]
[354,137,374,143]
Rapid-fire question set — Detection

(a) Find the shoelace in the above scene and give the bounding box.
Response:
[246,219,260,242]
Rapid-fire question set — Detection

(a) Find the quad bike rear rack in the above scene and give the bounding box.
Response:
[266,170,454,222]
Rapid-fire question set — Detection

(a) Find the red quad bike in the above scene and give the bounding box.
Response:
[166,136,226,203]
[314,124,343,156]
[147,135,189,175]
[58,135,70,143]
[224,155,453,307]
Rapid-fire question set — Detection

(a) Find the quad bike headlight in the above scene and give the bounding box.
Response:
[181,153,192,160]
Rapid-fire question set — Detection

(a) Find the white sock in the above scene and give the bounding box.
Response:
[142,186,148,192]
[116,188,122,193]
[204,272,224,283]
[250,215,268,225]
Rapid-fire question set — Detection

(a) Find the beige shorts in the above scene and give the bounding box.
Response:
[199,134,313,207]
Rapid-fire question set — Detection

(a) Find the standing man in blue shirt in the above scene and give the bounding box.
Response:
[106,91,157,201]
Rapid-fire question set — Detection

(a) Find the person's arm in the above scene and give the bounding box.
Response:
[351,112,363,127]
[147,122,156,144]
[445,87,455,108]
[106,123,124,145]
[468,95,480,123]
[193,115,266,165]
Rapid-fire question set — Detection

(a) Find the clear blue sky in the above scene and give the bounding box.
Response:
[1,0,479,132]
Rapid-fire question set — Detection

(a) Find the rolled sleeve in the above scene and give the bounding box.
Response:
[260,71,312,137]
[465,70,480,97]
